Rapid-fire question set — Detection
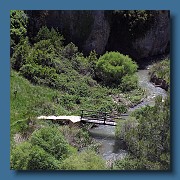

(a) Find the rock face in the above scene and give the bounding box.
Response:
[27,10,170,59]
[132,11,170,59]
[49,10,110,54]
[150,73,169,91]
[82,11,110,54]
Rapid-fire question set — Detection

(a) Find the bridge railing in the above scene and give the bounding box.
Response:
[80,109,109,123]
[81,109,128,121]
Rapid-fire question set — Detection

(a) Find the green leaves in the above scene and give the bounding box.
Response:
[11,37,31,70]
[10,10,28,51]
[30,126,74,160]
[27,145,61,170]
[116,95,170,170]
[11,126,77,170]
[60,150,106,170]
[11,142,32,170]
[96,51,138,86]
[149,59,170,86]
[11,142,61,170]
[35,26,64,51]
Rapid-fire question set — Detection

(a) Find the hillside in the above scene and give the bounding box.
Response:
[10,10,170,170]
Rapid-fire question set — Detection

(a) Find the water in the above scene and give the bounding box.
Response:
[129,69,167,112]
[89,68,167,162]
[89,125,127,161]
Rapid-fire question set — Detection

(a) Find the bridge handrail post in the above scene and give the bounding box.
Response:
[104,112,107,125]
[81,109,84,120]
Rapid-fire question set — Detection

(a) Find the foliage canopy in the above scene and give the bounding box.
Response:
[96,51,138,88]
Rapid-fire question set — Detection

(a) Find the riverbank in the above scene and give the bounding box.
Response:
[89,60,168,166]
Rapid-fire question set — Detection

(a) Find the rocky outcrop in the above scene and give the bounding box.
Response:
[26,10,170,59]
[82,11,110,54]
[27,10,110,55]
[150,73,169,91]
[132,11,170,59]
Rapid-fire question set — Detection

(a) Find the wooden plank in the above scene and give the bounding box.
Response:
[81,118,117,126]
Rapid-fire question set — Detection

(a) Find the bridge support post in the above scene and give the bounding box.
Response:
[104,112,107,125]
[81,109,84,120]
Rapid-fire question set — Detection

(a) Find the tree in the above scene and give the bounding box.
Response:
[11,37,31,71]
[35,26,64,52]
[10,10,28,54]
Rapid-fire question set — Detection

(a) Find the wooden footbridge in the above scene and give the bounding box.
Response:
[37,110,128,126]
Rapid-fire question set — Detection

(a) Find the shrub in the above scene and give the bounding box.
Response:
[113,155,161,170]
[11,142,32,170]
[149,59,170,85]
[120,74,138,92]
[20,63,58,87]
[62,42,78,59]
[60,150,106,170]
[30,126,76,161]
[11,37,31,70]
[10,141,61,170]
[116,95,170,170]
[87,50,98,78]
[27,145,61,170]
[115,117,137,139]
[115,104,128,114]
[96,51,138,86]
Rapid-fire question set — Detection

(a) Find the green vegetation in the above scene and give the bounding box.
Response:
[11,125,105,170]
[60,150,106,170]
[149,59,170,85]
[115,95,170,170]
[30,126,76,160]
[96,52,138,89]
[10,10,28,55]
[113,10,155,39]
[10,10,170,170]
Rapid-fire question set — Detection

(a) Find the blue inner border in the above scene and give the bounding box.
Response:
[0,0,179,179]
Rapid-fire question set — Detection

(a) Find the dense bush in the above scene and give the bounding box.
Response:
[10,10,28,53]
[60,150,106,170]
[115,95,170,170]
[35,26,64,52]
[59,126,93,150]
[10,141,61,170]
[113,155,161,170]
[120,74,138,92]
[96,52,138,86]
[11,37,31,71]
[27,145,61,170]
[30,126,76,160]
[149,59,170,85]
[62,42,78,59]
[11,142,32,170]
[87,50,98,78]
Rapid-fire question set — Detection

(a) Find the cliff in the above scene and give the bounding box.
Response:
[26,10,170,59]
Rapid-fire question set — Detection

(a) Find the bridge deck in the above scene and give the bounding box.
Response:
[37,111,128,126]
[81,118,117,126]
[37,116,81,123]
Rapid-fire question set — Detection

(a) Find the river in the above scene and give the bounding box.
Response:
[89,68,167,163]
